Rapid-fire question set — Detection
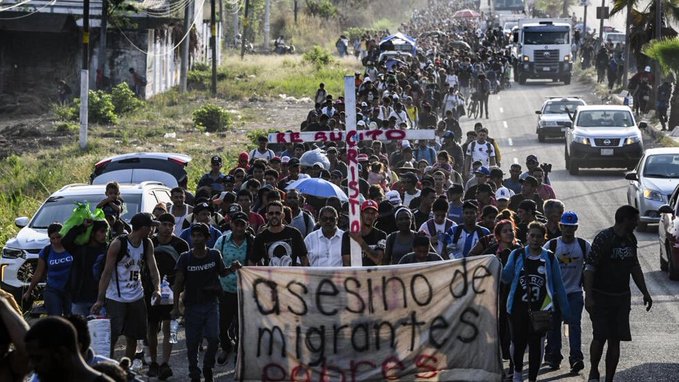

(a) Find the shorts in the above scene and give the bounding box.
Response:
[589,292,632,341]
[148,304,173,324]
[106,298,148,340]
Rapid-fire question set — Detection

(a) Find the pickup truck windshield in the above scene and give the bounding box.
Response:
[576,110,635,128]
[524,31,569,45]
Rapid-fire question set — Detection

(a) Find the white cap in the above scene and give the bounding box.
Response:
[357,120,366,127]
[385,190,402,206]
[401,140,411,148]
[495,188,511,201]
[644,66,651,72]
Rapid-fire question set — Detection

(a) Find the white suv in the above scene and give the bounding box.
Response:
[0,182,171,306]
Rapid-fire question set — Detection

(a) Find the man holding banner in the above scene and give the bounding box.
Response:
[341,200,386,266]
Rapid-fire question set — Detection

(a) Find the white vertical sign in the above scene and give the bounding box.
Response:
[343,76,362,267]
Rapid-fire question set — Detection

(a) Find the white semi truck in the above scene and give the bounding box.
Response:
[512,18,573,85]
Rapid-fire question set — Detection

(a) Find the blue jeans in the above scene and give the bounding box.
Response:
[545,291,584,365]
[184,302,220,379]
[71,302,93,317]
[43,286,72,316]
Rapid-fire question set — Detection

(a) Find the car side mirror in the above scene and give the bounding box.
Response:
[15,217,29,228]
[624,172,638,181]
[535,110,541,115]
[638,121,648,129]
[659,205,673,214]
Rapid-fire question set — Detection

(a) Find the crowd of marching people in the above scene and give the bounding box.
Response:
[0,1,656,382]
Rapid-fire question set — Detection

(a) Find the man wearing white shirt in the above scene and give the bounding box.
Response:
[304,206,344,267]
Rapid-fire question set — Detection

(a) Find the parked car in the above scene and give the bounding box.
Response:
[90,152,191,188]
[657,184,679,280]
[535,97,586,142]
[0,182,171,307]
[625,148,679,230]
[564,105,647,175]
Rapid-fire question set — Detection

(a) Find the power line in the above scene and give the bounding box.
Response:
[0,0,34,13]
[0,0,56,20]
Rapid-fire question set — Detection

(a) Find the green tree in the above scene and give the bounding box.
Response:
[644,38,679,129]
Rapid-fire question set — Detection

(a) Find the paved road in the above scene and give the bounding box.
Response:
[132,79,679,382]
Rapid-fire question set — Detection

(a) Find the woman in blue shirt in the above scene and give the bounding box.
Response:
[22,223,75,316]
[501,222,571,382]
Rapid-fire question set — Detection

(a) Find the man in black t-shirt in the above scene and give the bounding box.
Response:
[249,201,309,266]
[148,213,189,379]
[584,205,652,382]
[341,200,386,266]
[172,223,233,382]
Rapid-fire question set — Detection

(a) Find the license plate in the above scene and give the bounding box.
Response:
[543,67,550,71]
[560,128,566,132]
[601,149,614,156]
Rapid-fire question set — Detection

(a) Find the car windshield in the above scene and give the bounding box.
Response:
[643,154,679,178]
[524,31,569,45]
[30,194,141,229]
[576,110,635,127]
[544,101,583,114]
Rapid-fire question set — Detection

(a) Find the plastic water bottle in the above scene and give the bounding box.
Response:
[160,275,174,305]
[131,340,144,371]
[169,319,179,344]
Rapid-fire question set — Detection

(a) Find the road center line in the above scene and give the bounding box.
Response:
[513,157,518,164]
[503,121,508,129]
[499,107,504,113]
[507,138,513,146]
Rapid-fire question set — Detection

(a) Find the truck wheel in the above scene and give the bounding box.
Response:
[569,159,579,175]
[563,75,571,85]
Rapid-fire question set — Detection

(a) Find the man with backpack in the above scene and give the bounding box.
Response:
[213,212,252,365]
[463,127,496,180]
[443,200,490,259]
[91,213,162,360]
[418,197,456,257]
[146,213,189,380]
[543,211,590,374]
[285,190,316,237]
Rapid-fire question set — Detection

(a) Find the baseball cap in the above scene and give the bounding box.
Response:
[495,188,511,201]
[357,120,366,127]
[223,175,235,184]
[270,156,281,163]
[385,190,402,206]
[477,183,493,194]
[560,211,579,226]
[520,175,539,187]
[288,158,300,166]
[312,162,324,168]
[474,166,490,176]
[227,203,242,217]
[130,212,160,230]
[361,200,379,212]
[190,222,210,237]
[231,212,249,223]
[193,202,212,215]
[211,155,222,165]
[357,154,369,162]
[157,213,175,224]
[239,152,249,161]
[402,140,411,148]
[518,199,537,212]
[281,156,290,164]
[526,154,539,163]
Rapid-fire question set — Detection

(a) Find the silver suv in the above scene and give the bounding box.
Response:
[564,105,647,175]
[0,182,171,306]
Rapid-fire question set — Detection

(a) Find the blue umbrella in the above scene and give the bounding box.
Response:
[285,178,348,202]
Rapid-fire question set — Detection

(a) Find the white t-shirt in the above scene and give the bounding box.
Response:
[419,219,456,256]
[465,140,496,168]
[106,238,145,302]
[403,190,421,209]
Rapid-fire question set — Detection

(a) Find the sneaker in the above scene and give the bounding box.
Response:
[147,362,159,377]
[158,363,173,381]
[547,361,560,370]
[570,360,585,374]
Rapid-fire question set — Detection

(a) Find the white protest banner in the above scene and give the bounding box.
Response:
[235,255,503,382]
[267,129,436,144]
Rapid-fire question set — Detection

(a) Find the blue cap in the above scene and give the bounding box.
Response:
[443,131,455,139]
[474,166,490,176]
[560,211,579,226]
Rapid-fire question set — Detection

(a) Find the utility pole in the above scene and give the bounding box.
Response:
[293,0,298,24]
[79,0,90,150]
[179,0,193,93]
[598,0,604,41]
[263,0,270,51]
[622,3,631,87]
[654,0,662,95]
[210,0,217,96]
[240,0,250,60]
[97,0,108,90]
[582,2,587,42]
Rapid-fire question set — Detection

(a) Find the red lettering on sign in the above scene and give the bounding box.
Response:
[348,180,360,198]
[381,356,405,380]
[320,362,346,382]
[347,149,358,164]
[349,197,360,215]
[365,130,382,140]
[414,354,439,379]
[290,365,311,382]
[330,132,343,142]
[385,130,406,140]
[314,132,327,142]
[275,132,287,144]
[262,363,286,381]
[290,132,302,143]
[350,360,376,382]
[346,131,357,147]
[350,220,361,233]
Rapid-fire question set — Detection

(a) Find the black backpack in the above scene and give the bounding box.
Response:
[548,237,588,258]
[93,234,149,298]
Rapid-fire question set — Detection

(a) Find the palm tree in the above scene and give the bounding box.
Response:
[609,0,679,85]
[644,38,679,129]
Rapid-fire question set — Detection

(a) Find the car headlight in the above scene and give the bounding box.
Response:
[643,189,664,202]
[624,136,641,145]
[564,54,571,62]
[523,55,530,62]
[573,135,590,145]
[2,247,25,259]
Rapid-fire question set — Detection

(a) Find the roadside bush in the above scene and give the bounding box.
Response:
[55,121,79,134]
[303,46,334,69]
[77,90,117,125]
[51,102,78,121]
[192,104,232,132]
[111,83,144,114]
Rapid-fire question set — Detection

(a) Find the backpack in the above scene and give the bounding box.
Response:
[218,233,254,266]
[469,141,493,156]
[425,219,454,237]
[93,234,149,298]
[448,225,487,257]
[548,237,587,259]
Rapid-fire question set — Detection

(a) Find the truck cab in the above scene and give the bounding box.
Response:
[513,19,573,85]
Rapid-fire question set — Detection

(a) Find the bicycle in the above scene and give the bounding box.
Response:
[467,92,480,119]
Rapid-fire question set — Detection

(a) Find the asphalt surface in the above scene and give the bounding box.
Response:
[121,80,679,382]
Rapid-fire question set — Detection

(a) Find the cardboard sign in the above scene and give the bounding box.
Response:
[235,256,503,381]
